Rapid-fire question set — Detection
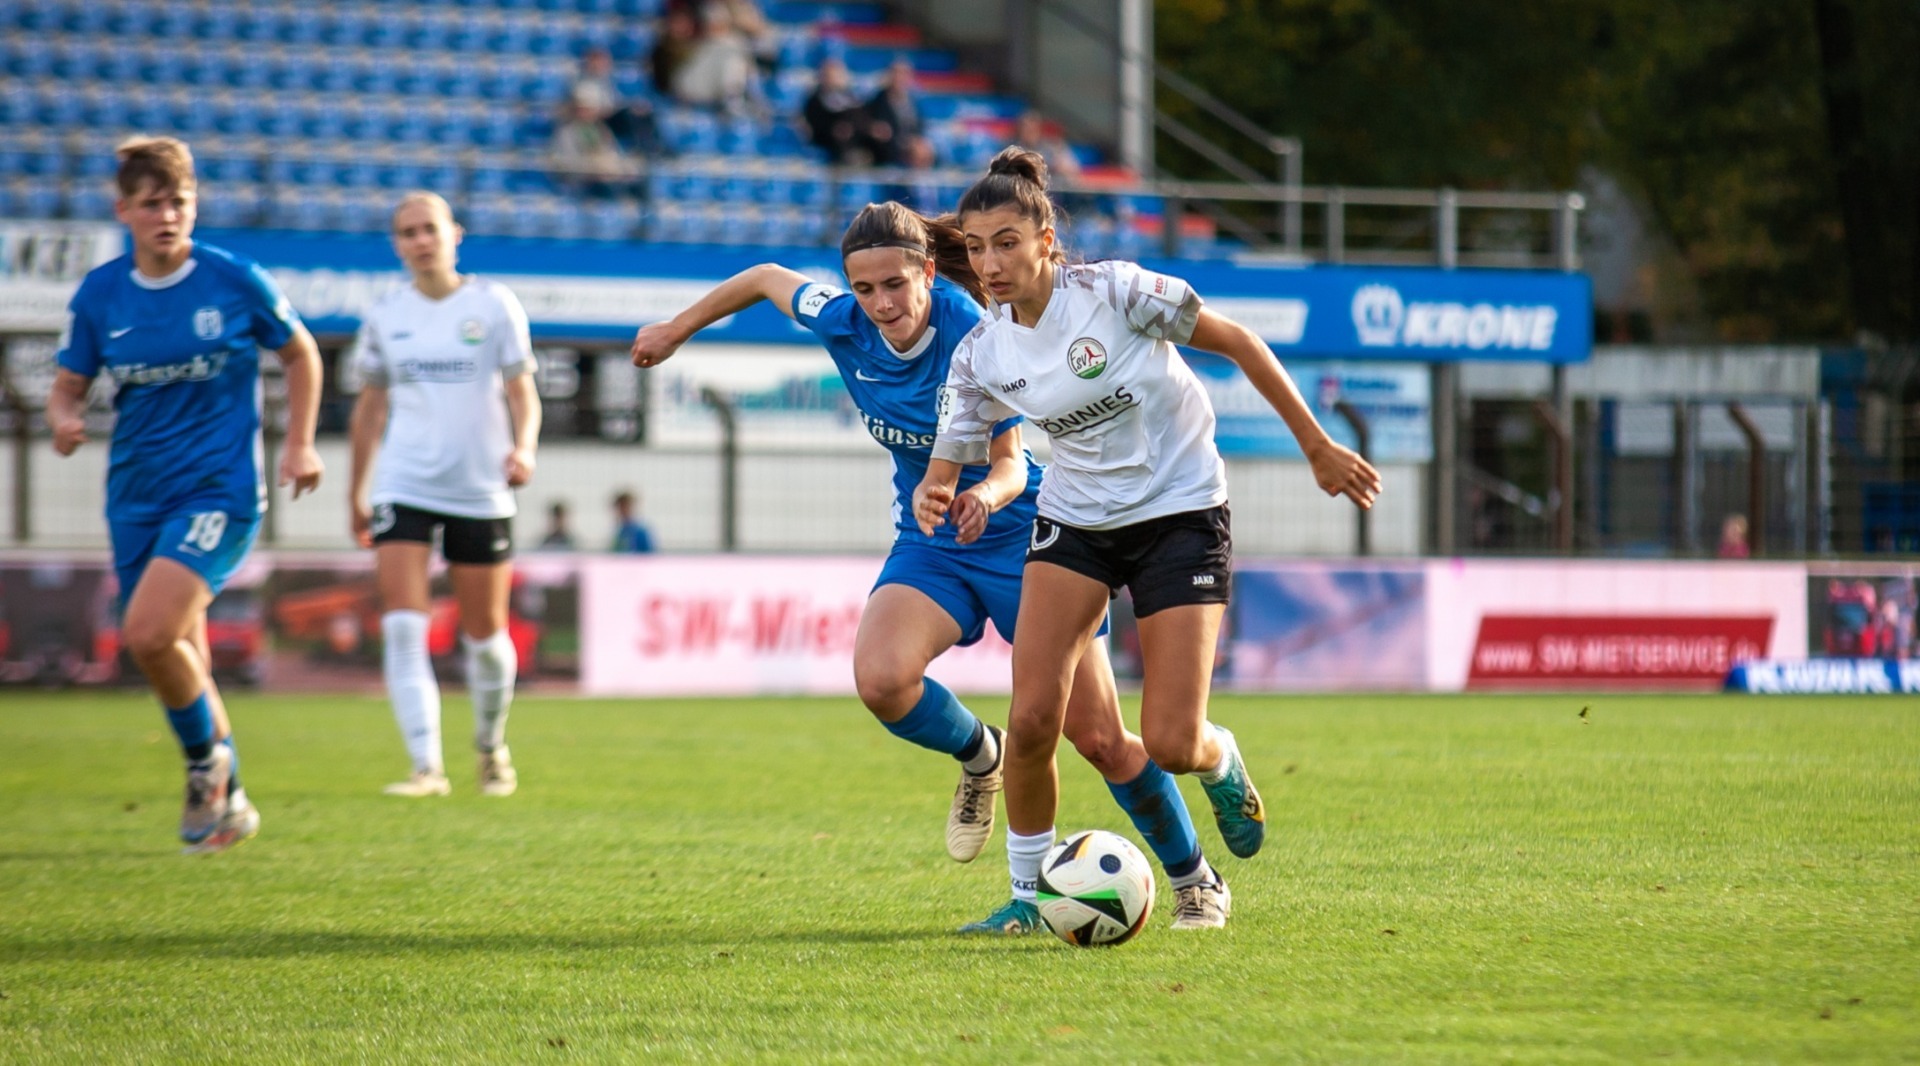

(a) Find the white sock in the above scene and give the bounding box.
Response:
[1197,724,1232,784]
[1007,828,1055,903]
[381,610,442,774]
[1169,856,1215,891]
[465,629,517,754]
[962,723,999,775]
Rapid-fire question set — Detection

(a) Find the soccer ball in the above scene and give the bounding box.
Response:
[1035,830,1156,947]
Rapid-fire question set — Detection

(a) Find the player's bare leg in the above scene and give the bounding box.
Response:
[1137,603,1264,859]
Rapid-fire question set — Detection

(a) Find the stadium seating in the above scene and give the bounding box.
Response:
[0,0,1209,256]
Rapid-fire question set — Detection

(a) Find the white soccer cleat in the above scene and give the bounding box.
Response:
[478,747,517,797]
[180,744,233,845]
[1170,872,1232,930]
[383,770,452,797]
[946,725,1003,862]
[182,786,260,855]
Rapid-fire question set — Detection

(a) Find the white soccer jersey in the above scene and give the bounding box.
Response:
[354,278,533,519]
[934,260,1227,530]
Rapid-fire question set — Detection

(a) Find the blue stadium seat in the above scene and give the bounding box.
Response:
[13,176,63,218]
[68,182,114,220]
[202,151,264,185]
[463,193,513,235]
[68,1,111,35]
[236,6,279,45]
[340,189,392,232]
[232,51,274,91]
[42,85,85,128]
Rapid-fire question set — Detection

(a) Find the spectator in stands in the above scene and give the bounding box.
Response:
[1016,109,1095,216]
[803,57,880,165]
[883,134,945,213]
[863,57,923,167]
[567,46,663,157]
[611,490,656,553]
[711,0,779,78]
[649,4,700,100]
[1716,513,1750,558]
[550,101,641,199]
[538,501,576,551]
[671,1,764,119]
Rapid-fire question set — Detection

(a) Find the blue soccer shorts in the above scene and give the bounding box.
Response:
[874,538,1108,647]
[109,505,261,605]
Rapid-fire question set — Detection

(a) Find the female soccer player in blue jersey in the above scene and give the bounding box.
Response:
[45,136,325,854]
[631,202,1233,928]
[919,148,1381,934]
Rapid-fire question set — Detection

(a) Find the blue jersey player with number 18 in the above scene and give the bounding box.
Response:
[630,202,1232,930]
[45,136,325,855]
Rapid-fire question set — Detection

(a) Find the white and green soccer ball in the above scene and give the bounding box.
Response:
[1035,830,1156,947]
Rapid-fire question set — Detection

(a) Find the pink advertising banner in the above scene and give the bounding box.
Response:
[578,556,1016,696]
[1424,560,1808,692]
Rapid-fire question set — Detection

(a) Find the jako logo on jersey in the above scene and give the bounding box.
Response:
[109,352,226,386]
[193,306,223,340]
[398,357,479,382]
[1351,284,1560,351]
[1067,337,1108,379]
[999,378,1027,392]
[1034,386,1137,437]
[459,318,486,345]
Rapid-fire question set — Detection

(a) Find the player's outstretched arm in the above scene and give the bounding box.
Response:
[45,369,92,456]
[347,385,389,548]
[951,426,1028,545]
[274,324,325,498]
[631,263,815,368]
[503,371,541,488]
[1188,309,1382,510]
[912,459,964,536]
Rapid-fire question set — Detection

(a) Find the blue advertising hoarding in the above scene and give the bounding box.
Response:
[199,229,1591,365]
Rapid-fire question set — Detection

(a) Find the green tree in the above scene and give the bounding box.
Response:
[1153,0,1917,342]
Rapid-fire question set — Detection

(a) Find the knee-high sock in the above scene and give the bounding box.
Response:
[381,610,442,774]
[1008,828,1055,903]
[1106,760,1204,881]
[466,629,516,753]
[881,678,984,759]
[163,691,215,762]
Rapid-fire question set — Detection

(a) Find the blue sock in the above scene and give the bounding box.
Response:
[1107,761,1202,878]
[881,678,983,758]
[164,693,216,762]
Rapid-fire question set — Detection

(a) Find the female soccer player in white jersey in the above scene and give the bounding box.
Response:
[348,192,542,798]
[632,202,1235,928]
[917,148,1383,933]
[46,136,325,853]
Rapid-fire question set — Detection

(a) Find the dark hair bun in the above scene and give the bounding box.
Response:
[987,147,1050,192]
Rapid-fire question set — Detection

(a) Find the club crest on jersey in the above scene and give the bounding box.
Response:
[1067,337,1108,379]
[459,318,487,345]
[193,306,223,340]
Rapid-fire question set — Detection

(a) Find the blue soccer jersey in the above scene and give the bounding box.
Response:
[790,278,1042,550]
[57,242,300,524]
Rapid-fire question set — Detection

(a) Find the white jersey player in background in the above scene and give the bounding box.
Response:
[348,192,542,798]
[915,147,1382,934]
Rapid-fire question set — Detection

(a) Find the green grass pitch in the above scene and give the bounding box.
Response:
[2,691,1917,1063]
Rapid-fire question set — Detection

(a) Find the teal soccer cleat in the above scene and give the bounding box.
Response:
[956,898,1041,936]
[1199,726,1266,858]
